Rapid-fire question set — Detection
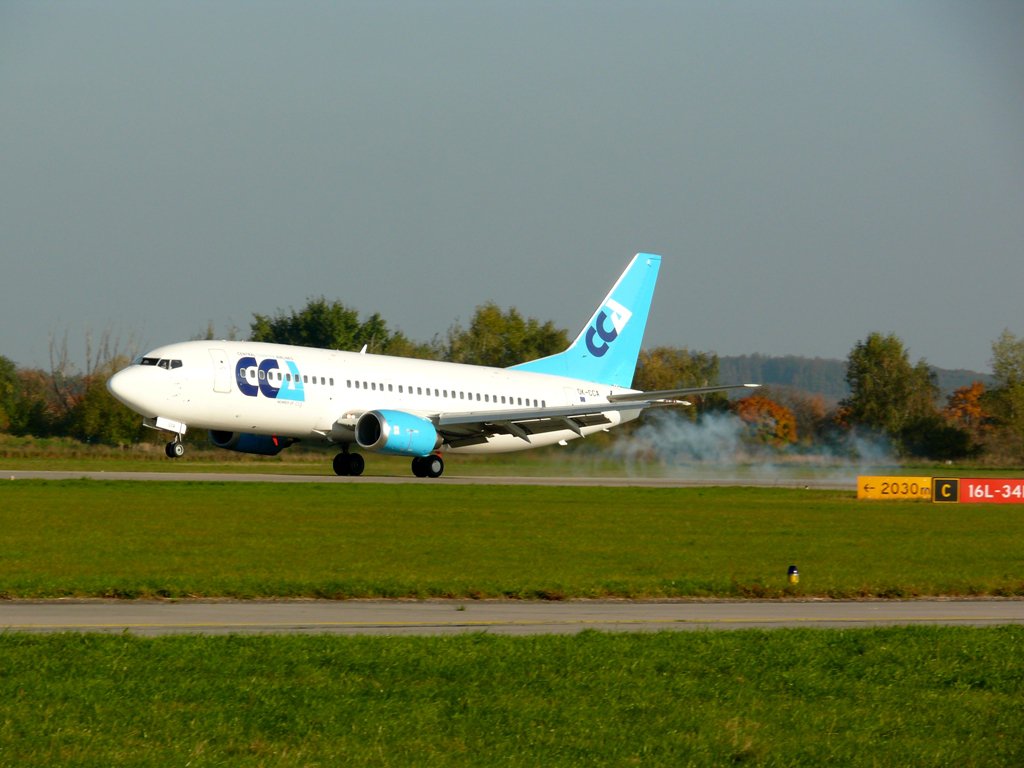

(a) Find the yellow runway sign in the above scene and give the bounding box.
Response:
[857,476,932,500]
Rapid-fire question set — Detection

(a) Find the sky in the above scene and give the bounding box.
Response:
[1,1,1022,374]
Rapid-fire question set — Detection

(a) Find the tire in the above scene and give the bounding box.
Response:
[347,453,365,477]
[425,455,444,478]
[333,452,351,476]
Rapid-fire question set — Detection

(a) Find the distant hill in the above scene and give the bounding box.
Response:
[717,354,992,403]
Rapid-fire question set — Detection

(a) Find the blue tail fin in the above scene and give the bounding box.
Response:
[509,253,661,388]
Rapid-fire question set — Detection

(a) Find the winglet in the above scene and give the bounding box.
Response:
[509,253,661,388]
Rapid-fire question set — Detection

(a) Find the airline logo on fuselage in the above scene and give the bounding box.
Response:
[235,357,305,401]
[585,298,633,358]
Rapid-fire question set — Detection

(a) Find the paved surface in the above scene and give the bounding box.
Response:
[3,469,855,490]
[2,599,1020,637]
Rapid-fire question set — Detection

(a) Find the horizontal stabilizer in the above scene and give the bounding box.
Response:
[607,383,760,403]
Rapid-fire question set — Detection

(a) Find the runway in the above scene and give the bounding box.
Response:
[2,599,1021,636]
[3,469,855,490]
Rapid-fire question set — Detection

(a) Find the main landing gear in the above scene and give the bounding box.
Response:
[332,450,445,478]
[333,450,366,477]
[411,454,444,479]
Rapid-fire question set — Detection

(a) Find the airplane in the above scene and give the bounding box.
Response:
[107,253,758,478]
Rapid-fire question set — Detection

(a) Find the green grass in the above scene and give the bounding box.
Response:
[0,628,1021,766]
[1,481,1022,598]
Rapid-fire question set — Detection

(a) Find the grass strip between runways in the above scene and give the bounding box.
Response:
[2,480,1024,598]
[0,627,1021,766]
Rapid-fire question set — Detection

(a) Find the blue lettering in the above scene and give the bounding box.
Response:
[258,359,281,399]
[584,311,619,357]
[277,361,305,401]
[236,357,259,397]
[235,357,305,401]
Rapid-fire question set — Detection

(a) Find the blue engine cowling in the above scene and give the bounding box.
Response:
[355,410,441,456]
[209,430,293,456]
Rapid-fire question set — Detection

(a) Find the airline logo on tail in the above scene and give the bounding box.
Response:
[585,298,633,358]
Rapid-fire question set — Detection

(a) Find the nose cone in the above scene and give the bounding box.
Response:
[107,366,157,417]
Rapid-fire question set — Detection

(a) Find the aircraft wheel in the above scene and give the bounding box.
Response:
[165,440,185,459]
[411,456,427,478]
[424,454,444,478]
[347,453,365,477]
[333,452,351,476]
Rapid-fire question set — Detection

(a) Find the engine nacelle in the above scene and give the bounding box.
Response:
[208,430,293,456]
[355,410,441,456]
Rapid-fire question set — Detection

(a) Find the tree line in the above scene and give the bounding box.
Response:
[2,298,1022,463]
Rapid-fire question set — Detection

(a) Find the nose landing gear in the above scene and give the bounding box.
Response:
[165,438,185,459]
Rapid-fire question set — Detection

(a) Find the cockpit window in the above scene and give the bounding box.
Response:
[137,357,182,369]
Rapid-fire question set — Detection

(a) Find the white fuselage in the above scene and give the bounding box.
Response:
[108,339,636,453]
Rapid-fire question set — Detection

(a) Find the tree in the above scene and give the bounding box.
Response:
[444,303,568,367]
[984,330,1024,460]
[945,381,989,452]
[0,355,17,432]
[250,298,413,355]
[66,355,145,446]
[633,347,726,415]
[840,332,938,442]
[733,394,798,446]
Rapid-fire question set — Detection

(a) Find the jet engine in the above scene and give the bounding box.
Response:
[355,410,441,456]
[208,430,293,456]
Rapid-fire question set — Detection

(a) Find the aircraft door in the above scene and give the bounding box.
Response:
[209,349,232,393]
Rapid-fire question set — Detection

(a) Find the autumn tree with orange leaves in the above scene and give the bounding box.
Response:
[733,394,798,446]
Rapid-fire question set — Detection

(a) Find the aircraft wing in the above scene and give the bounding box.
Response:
[330,383,759,448]
[434,401,650,448]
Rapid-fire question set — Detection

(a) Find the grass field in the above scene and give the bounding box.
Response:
[1,628,1021,766]
[1,480,1022,599]
[3,476,1023,765]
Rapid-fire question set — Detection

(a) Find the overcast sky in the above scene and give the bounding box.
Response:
[2,1,1022,374]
